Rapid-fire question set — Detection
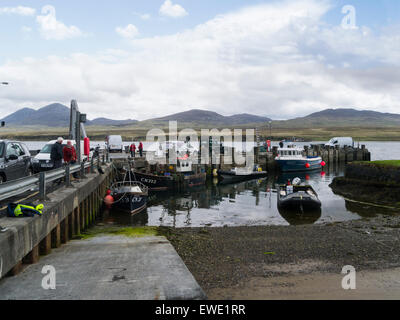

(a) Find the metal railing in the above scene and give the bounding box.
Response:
[0,157,103,202]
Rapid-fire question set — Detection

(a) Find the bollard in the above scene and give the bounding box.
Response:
[90,157,95,174]
[102,154,105,165]
[65,165,72,187]
[39,172,46,201]
[80,162,87,179]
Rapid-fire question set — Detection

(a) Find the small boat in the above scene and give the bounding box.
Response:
[218,166,267,184]
[177,158,207,188]
[275,145,322,172]
[130,171,175,191]
[110,181,148,215]
[277,182,321,212]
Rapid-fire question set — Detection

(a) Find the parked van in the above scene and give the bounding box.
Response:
[325,137,354,148]
[32,140,91,173]
[106,135,123,153]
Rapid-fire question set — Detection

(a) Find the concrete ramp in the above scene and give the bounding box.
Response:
[0,236,206,300]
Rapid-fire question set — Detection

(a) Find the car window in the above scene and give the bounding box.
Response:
[6,143,19,157]
[14,143,25,156]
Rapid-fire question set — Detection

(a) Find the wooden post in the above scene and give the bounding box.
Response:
[51,224,61,248]
[76,205,81,235]
[39,234,52,255]
[23,245,39,264]
[61,216,69,244]
[7,261,23,276]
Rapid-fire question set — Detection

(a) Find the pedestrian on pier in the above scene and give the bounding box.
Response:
[130,143,136,158]
[138,142,143,158]
[63,141,78,178]
[51,137,64,169]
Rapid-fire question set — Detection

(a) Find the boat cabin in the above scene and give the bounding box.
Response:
[276,147,304,159]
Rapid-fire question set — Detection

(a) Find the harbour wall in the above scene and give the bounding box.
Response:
[0,164,115,279]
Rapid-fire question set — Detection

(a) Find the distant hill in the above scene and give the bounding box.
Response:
[277,108,400,128]
[152,109,271,125]
[89,118,138,126]
[1,103,138,127]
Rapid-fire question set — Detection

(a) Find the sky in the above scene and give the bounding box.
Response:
[0,0,400,121]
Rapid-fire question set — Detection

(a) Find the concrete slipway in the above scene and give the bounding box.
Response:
[0,235,206,300]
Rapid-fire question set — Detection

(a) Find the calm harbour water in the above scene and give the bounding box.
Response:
[24,140,400,227]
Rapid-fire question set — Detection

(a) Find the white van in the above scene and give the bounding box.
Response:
[106,135,123,153]
[32,140,90,173]
[325,137,354,148]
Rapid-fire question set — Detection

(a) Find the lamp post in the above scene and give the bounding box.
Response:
[269,121,272,140]
[1,83,8,127]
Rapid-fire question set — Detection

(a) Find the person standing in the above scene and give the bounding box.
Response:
[51,137,64,169]
[130,143,136,158]
[138,142,143,158]
[63,141,78,178]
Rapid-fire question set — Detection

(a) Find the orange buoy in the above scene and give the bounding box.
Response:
[104,190,114,209]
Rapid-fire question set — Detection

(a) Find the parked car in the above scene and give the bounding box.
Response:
[106,135,124,153]
[32,139,92,173]
[325,137,354,148]
[0,140,32,183]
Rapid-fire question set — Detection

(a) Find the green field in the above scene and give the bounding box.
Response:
[1,123,400,142]
[368,160,400,167]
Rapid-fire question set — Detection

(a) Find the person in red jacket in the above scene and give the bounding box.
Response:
[138,142,143,158]
[63,141,78,178]
[130,143,136,158]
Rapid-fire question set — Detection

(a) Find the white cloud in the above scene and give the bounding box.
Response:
[21,26,32,33]
[1,0,400,121]
[159,0,188,18]
[140,14,151,20]
[116,24,139,39]
[133,12,151,20]
[0,6,36,16]
[36,5,84,40]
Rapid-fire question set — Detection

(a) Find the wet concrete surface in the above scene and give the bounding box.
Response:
[0,235,206,300]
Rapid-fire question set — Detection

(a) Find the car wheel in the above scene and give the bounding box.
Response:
[0,175,5,184]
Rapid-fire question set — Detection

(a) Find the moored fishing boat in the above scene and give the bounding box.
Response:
[110,181,148,215]
[130,170,175,191]
[275,145,322,172]
[218,166,267,184]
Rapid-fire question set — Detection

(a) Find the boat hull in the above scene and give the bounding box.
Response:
[183,173,207,188]
[218,170,268,184]
[275,158,322,172]
[113,193,148,215]
[132,171,175,191]
[278,193,321,211]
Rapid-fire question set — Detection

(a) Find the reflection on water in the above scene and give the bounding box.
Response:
[102,163,399,228]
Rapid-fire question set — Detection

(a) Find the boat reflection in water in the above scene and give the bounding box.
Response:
[278,207,322,225]
[101,164,388,228]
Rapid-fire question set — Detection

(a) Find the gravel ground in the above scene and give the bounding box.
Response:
[158,215,400,296]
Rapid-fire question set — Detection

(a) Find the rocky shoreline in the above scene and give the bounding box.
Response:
[158,215,400,298]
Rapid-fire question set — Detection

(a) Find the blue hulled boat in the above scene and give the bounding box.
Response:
[275,145,322,172]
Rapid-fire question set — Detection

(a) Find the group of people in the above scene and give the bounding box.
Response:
[51,137,144,167]
[50,137,77,169]
[129,142,143,158]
